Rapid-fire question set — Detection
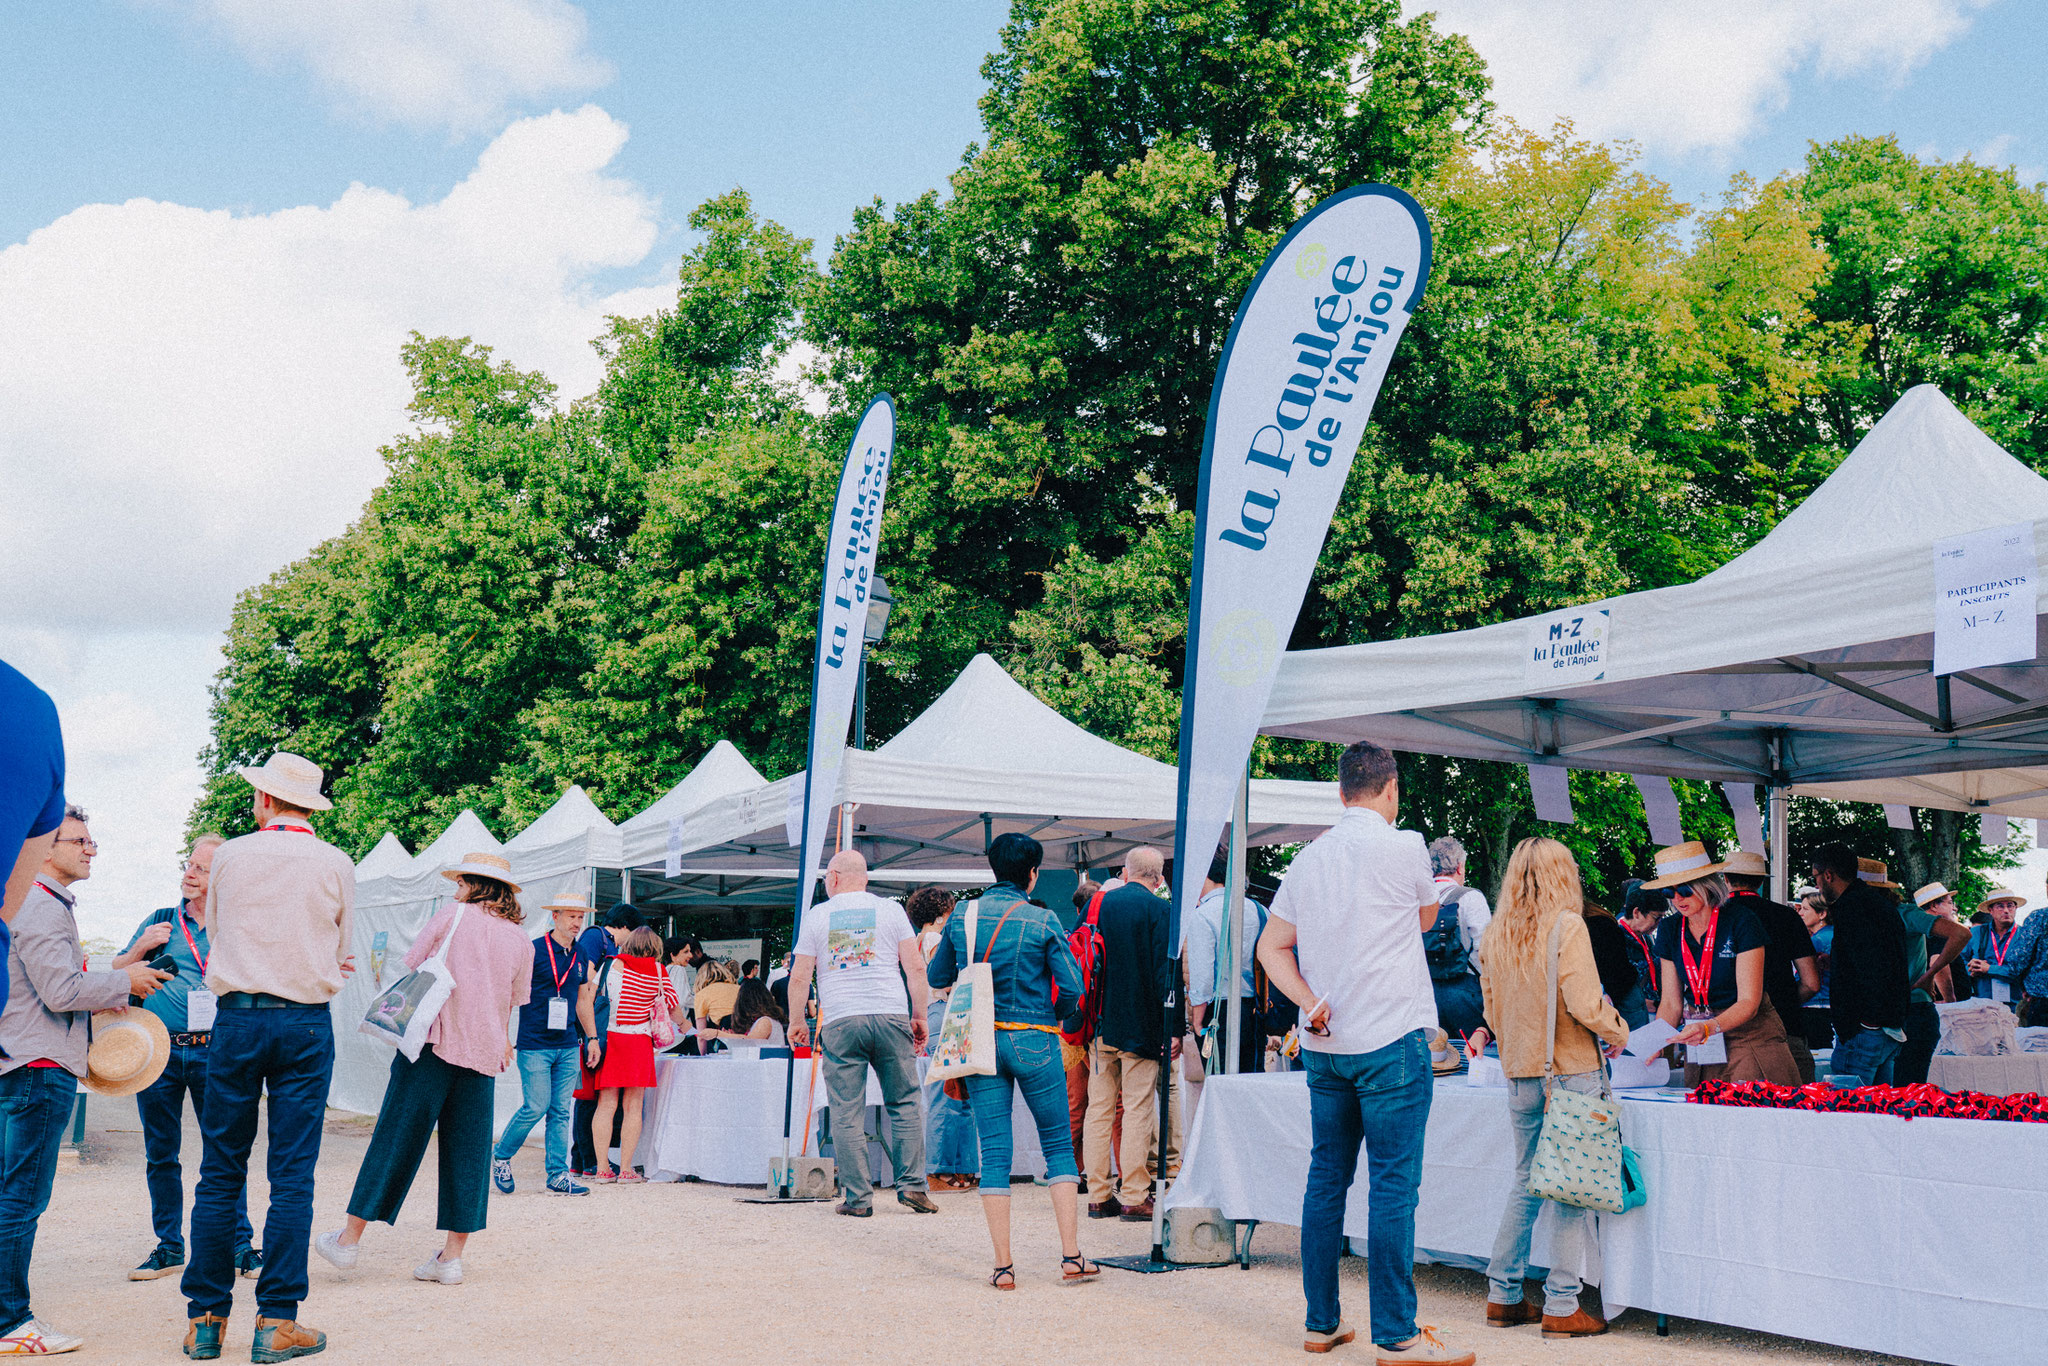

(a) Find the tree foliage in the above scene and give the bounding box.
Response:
[195,4,2047,899]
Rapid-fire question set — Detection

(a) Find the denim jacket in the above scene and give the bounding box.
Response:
[926,883,1084,1028]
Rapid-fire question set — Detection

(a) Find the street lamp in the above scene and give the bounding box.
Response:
[854,575,892,749]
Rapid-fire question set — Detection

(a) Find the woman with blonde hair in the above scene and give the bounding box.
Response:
[580,926,682,1182]
[317,854,534,1285]
[1462,837,1627,1339]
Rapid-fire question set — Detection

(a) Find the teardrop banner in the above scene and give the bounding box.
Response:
[791,393,896,926]
[1169,186,1433,945]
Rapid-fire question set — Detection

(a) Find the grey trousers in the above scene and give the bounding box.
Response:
[820,1013,927,1207]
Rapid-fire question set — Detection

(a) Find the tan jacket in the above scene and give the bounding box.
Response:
[1479,911,1630,1079]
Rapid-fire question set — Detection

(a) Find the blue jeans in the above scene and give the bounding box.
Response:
[0,1067,78,1330]
[963,1028,1079,1189]
[924,1001,978,1175]
[1302,1029,1434,1346]
[494,1046,577,1180]
[1487,1072,1602,1316]
[183,1005,333,1322]
[137,1043,254,1254]
[1830,1028,1900,1086]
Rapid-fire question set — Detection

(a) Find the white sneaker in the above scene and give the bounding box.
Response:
[0,1317,82,1354]
[413,1250,462,1285]
[313,1230,358,1270]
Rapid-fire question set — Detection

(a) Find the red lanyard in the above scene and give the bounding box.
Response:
[178,906,209,976]
[1624,923,1656,969]
[261,822,312,835]
[544,937,575,994]
[1989,926,2015,965]
[1680,910,1720,1010]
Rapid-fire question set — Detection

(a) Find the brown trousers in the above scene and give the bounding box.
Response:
[1684,997,1802,1087]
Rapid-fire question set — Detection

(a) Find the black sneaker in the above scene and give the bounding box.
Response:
[130,1246,185,1280]
[235,1246,264,1280]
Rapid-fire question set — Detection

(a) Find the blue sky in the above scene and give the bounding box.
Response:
[3,0,2043,936]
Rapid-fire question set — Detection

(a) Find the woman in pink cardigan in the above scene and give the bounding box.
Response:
[314,854,531,1286]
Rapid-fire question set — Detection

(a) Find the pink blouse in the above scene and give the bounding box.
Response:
[405,901,533,1075]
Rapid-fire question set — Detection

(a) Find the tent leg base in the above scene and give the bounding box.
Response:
[1656,1314,1670,1337]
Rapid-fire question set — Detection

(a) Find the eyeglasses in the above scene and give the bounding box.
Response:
[55,837,98,850]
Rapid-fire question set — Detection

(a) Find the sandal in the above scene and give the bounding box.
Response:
[989,1264,1016,1291]
[1061,1253,1100,1283]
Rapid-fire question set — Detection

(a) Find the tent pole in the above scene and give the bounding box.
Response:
[1224,762,1250,1075]
[1768,785,1790,903]
[621,867,633,906]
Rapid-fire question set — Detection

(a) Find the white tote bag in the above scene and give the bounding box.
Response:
[359,905,466,1061]
[928,897,998,1083]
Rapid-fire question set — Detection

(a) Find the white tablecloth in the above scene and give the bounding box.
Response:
[637,1055,1044,1185]
[1164,1073,2048,1366]
[1930,1051,2048,1097]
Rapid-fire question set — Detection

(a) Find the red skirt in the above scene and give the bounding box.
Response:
[581,1031,657,1093]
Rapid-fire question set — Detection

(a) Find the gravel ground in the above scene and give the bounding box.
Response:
[34,1099,1926,1365]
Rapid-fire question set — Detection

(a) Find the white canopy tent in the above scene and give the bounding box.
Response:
[1261,387,2048,892]
[646,653,1343,887]
[1794,769,2048,820]
[1265,387,2048,783]
[354,831,412,880]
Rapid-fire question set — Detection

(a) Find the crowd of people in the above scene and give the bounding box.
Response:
[3,638,2046,1362]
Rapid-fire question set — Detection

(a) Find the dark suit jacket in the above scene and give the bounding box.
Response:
[1095,882,1171,1056]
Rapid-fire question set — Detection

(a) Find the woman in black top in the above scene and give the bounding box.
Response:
[1579,898,1645,1028]
[1644,842,1800,1086]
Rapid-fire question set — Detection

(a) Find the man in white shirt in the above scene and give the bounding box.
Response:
[1184,845,1263,1081]
[787,850,937,1218]
[1258,742,1474,1366]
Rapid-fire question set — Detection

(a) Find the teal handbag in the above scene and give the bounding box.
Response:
[1619,1145,1646,1211]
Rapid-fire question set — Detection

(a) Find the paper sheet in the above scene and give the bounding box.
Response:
[1933,520,2038,676]
[1632,773,1684,846]
[1885,803,1915,831]
[1625,1018,1680,1058]
[1721,782,1764,853]
[1528,764,1575,824]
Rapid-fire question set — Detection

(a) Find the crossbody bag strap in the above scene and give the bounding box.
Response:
[1543,915,1562,1096]
[983,903,1020,963]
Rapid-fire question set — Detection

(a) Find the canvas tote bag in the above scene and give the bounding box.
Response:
[1526,916,1634,1214]
[359,904,466,1062]
[928,896,1000,1084]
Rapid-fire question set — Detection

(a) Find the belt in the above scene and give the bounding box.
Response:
[217,991,317,1010]
[170,1033,211,1047]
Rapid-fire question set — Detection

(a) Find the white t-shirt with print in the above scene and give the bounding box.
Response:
[796,890,915,1025]
[1270,807,1440,1056]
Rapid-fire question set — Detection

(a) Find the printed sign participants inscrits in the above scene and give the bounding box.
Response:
[1526,607,1610,688]
[1933,521,2038,677]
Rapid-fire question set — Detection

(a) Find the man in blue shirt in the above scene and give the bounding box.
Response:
[492,893,593,1197]
[1,661,67,1025]
[1963,889,2027,1003]
[116,836,257,1283]
[1999,905,2048,1027]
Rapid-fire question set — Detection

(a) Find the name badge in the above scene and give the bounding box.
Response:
[547,996,570,1031]
[1991,979,2012,1004]
[1685,1009,1727,1066]
[186,989,218,1031]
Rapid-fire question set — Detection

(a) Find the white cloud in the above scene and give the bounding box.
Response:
[0,105,671,939]
[1417,0,1995,154]
[151,0,612,133]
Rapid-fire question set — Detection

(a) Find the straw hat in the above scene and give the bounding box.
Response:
[237,752,332,811]
[1977,887,2026,914]
[1914,882,1954,909]
[1640,841,1728,890]
[84,1009,170,1098]
[441,851,521,894]
[541,891,593,914]
[1721,850,1768,879]
[1856,858,1901,891]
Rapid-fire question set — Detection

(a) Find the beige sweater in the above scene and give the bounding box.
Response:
[204,822,356,1005]
[1478,911,1630,1079]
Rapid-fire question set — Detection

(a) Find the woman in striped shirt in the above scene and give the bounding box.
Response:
[580,927,681,1183]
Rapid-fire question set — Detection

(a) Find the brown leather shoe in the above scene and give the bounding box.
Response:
[1541,1306,1608,1339]
[897,1189,941,1214]
[1117,1198,1156,1221]
[1087,1196,1123,1219]
[1486,1298,1541,1326]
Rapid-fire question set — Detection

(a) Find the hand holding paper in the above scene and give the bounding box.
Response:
[1625,1018,1680,1058]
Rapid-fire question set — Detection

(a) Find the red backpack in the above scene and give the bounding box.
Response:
[1060,888,1110,1046]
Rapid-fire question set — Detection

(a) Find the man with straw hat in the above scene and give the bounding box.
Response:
[1964,887,2028,1002]
[180,753,355,1364]
[0,803,169,1355]
[1896,880,1972,1085]
[491,890,595,1198]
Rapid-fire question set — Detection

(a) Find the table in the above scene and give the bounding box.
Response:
[1929,1051,2048,1097]
[636,1054,1044,1185]
[1163,1072,2048,1366]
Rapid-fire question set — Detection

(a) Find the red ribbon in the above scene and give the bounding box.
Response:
[1690,1079,2048,1123]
